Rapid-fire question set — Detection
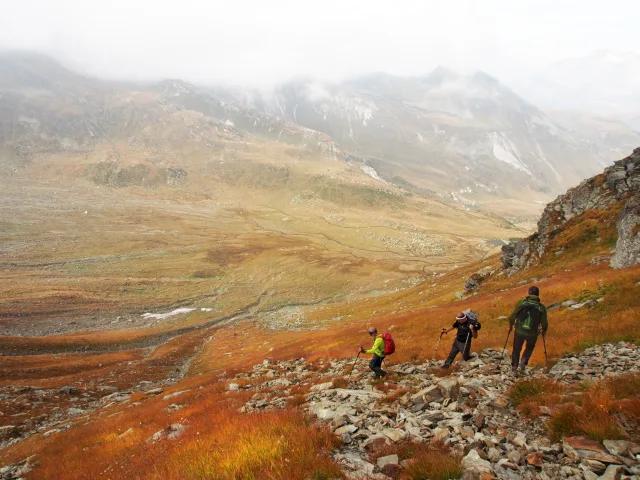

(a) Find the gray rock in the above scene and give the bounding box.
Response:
[512,431,527,447]
[59,386,80,395]
[462,449,492,474]
[437,378,460,399]
[310,381,333,392]
[507,450,522,465]
[335,424,358,435]
[611,196,640,269]
[603,440,629,457]
[562,300,579,307]
[583,459,607,473]
[412,384,444,404]
[599,464,626,480]
[488,447,502,462]
[97,385,118,393]
[144,388,164,396]
[376,454,399,468]
[382,428,406,443]
[227,383,240,392]
[341,433,352,444]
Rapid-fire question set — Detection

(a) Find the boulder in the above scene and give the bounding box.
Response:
[611,196,640,269]
[465,273,486,293]
[462,449,492,474]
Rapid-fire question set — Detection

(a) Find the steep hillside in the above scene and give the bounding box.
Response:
[502,148,640,275]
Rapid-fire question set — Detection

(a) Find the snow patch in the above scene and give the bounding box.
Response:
[535,143,562,182]
[360,165,387,184]
[224,120,234,127]
[142,308,196,320]
[449,192,477,209]
[487,132,532,176]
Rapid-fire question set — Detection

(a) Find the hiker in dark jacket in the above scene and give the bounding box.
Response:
[360,327,387,378]
[508,286,548,374]
[441,312,479,369]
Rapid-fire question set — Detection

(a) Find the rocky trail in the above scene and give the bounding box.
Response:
[2,343,639,479]
[235,343,640,479]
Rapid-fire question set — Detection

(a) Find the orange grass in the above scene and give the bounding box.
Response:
[369,439,462,480]
[0,373,340,480]
[507,378,565,417]
[514,374,640,442]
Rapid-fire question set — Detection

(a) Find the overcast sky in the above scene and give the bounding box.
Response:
[0,0,638,87]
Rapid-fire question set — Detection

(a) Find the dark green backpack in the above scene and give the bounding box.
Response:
[515,301,543,333]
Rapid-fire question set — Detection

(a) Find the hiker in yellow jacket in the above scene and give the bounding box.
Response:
[360,327,387,378]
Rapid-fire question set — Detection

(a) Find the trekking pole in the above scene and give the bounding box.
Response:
[464,330,472,359]
[433,331,444,360]
[541,332,549,371]
[501,328,512,359]
[347,352,361,380]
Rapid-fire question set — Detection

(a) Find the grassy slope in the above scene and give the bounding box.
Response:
[2,156,640,478]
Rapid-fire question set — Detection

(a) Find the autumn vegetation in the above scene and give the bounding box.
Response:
[1,182,639,478]
[509,374,640,443]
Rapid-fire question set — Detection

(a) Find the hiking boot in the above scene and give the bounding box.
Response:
[519,363,526,374]
[511,365,518,375]
[441,364,450,370]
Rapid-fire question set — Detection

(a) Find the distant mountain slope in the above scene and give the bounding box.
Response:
[212,67,634,208]
[1,52,636,217]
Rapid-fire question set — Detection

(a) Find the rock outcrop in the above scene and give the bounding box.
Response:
[503,148,640,274]
[611,196,640,268]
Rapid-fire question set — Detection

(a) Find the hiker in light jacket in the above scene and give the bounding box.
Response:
[360,327,387,378]
[508,286,548,374]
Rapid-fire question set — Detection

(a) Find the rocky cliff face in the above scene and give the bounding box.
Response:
[502,148,640,274]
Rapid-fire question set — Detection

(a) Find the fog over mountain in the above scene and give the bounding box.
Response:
[1,0,639,88]
[1,0,639,215]
[511,50,640,130]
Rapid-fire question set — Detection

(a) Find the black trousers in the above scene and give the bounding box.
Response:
[369,354,387,377]
[512,333,538,367]
[443,339,471,367]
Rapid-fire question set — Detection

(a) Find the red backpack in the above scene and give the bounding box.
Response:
[382,332,395,355]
